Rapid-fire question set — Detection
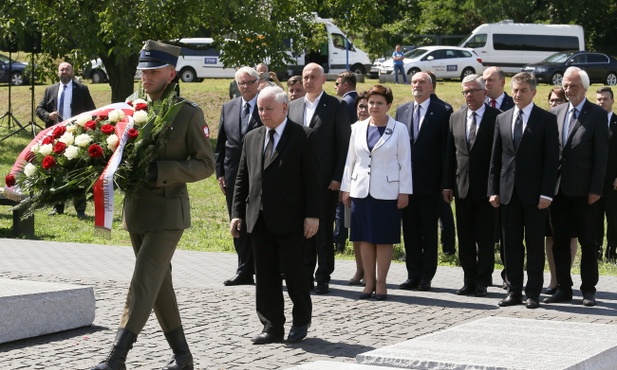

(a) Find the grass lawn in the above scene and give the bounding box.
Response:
[1,76,616,275]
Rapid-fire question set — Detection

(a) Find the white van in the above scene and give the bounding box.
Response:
[285,15,372,77]
[170,38,235,82]
[458,21,585,74]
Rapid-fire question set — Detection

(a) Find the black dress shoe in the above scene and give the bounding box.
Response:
[474,285,487,297]
[315,282,329,294]
[76,211,87,220]
[399,278,419,290]
[544,287,557,295]
[417,279,431,291]
[542,289,573,304]
[375,294,387,301]
[251,331,284,344]
[223,274,254,286]
[358,291,373,299]
[525,298,540,309]
[456,285,475,295]
[582,292,597,307]
[498,293,522,307]
[287,324,309,343]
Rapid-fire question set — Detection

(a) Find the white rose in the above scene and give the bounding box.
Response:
[75,114,91,127]
[106,134,119,151]
[133,110,148,125]
[31,143,40,153]
[24,163,37,177]
[64,145,79,160]
[39,143,53,156]
[65,124,77,133]
[59,132,75,145]
[75,133,93,147]
[108,109,125,122]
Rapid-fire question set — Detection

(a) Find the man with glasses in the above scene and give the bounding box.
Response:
[443,74,500,298]
[216,66,263,287]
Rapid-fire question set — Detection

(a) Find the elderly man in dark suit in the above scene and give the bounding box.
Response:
[396,72,451,291]
[482,66,514,111]
[35,61,96,218]
[288,63,351,295]
[443,74,500,297]
[488,72,559,309]
[216,66,263,286]
[231,86,322,344]
[546,67,610,307]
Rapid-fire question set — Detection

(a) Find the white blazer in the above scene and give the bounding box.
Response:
[341,116,413,200]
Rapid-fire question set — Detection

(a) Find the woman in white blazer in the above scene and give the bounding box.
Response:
[341,84,413,300]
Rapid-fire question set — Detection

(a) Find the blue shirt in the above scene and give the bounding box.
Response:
[392,51,404,66]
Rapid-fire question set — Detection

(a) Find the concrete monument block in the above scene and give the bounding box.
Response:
[0,278,95,343]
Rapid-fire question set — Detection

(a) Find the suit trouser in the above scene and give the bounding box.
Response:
[225,189,254,276]
[551,193,599,294]
[595,188,617,249]
[439,199,456,253]
[455,196,497,287]
[500,192,546,299]
[121,229,183,334]
[306,188,338,284]
[252,214,312,333]
[333,202,349,244]
[402,194,440,281]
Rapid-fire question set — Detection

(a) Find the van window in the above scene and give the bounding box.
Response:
[464,34,487,48]
[493,34,580,52]
[180,46,220,57]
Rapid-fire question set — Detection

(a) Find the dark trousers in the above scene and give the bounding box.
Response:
[439,199,456,253]
[54,195,87,214]
[305,188,338,284]
[333,201,348,244]
[402,194,440,281]
[455,196,497,287]
[226,189,254,276]
[500,192,546,299]
[595,188,617,250]
[551,193,599,294]
[252,214,312,333]
[122,229,184,334]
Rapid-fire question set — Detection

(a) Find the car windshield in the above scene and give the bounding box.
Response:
[541,51,578,63]
[405,48,428,59]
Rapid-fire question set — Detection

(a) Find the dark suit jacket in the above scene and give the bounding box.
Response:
[35,80,96,127]
[605,112,617,191]
[443,104,501,200]
[551,100,610,196]
[231,120,322,233]
[395,99,451,195]
[215,97,263,189]
[488,105,559,205]
[288,92,351,187]
[499,93,514,111]
[342,91,358,122]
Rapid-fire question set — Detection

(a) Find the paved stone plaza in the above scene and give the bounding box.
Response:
[1,238,617,369]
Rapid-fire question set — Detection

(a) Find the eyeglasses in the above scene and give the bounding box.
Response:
[358,104,368,109]
[238,79,257,87]
[461,88,485,95]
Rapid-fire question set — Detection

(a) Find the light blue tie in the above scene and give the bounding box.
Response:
[58,84,67,121]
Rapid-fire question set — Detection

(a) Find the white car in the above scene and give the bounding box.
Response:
[379,46,484,80]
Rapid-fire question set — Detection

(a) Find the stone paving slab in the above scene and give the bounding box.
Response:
[1,238,617,369]
[286,360,404,369]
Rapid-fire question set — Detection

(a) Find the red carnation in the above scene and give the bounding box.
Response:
[85,120,98,131]
[88,144,104,158]
[42,155,56,170]
[134,102,148,111]
[53,141,67,154]
[42,136,55,145]
[97,114,108,121]
[52,125,66,138]
[127,128,139,140]
[101,124,115,135]
[25,151,36,162]
[5,174,16,187]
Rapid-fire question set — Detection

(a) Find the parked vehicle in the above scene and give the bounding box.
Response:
[83,58,141,83]
[458,20,585,74]
[167,38,235,82]
[520,50,617,86]
[378,46,483,80]
[0,54,29,86]
[369,45,416,78]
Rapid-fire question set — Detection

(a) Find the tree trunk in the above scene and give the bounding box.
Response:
[101,54,140,103]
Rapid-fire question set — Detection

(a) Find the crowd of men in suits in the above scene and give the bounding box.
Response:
[215,63,616,343]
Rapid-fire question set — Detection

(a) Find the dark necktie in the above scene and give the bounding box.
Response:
[566,108,578,142]
[241,102,250,135]
[58,84,67,121]
[263,129,276,165]
[513,110,523,149]
[468,112,477,147]
[490,99,497,108]
[412,104,421,142]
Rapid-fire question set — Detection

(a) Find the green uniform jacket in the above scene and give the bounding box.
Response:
[123,100,215,233]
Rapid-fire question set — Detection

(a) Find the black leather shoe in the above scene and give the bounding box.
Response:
[399,278,419,290]
[223,274,254,286]
[544,287,557,295]
[474,285,487,297]
[251,331,284,344]
[542,289,573,304]
[525,298,540,309]
[77,211,87,220]
[498,293,522,307]
[375,294,387,301]
[456,285,475,295]
[417,279,431,291]
[286,324,309,343]
[315,282,329,294]
[358,291,373,299]
[583,292,597,307]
